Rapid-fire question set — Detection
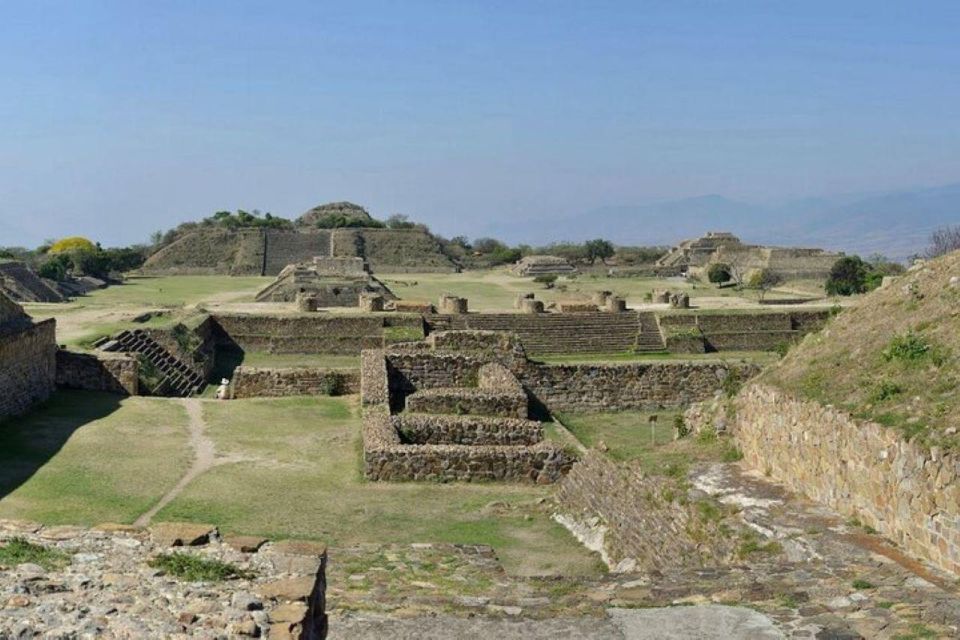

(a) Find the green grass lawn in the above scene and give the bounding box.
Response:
[0,392,192,524]
[154,396,601,576]
[559,410,742,476]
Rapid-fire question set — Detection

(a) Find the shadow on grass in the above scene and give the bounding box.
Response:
[0,390,122,502]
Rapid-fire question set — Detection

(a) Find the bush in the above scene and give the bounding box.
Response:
[871,380,902,402]
[882,332,931,363]
[533,274,558,288]
[748,268,782,301]
[37,256,70,281]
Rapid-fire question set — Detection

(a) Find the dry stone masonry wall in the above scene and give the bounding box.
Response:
[0,315,56,419]
[55,350,139,395]
[731,383,960,576]
[555,452,741,570]
[230,366,360,398]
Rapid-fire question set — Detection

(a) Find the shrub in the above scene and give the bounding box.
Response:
[871,379,902,402]
[37,256,70,281]
[707,263,732,287]
[851,579,876,590]
[882,332,930,363]
[319,375,341,396]
[149,552,254,582]
[673,413,689,438]
[533,274,558,288]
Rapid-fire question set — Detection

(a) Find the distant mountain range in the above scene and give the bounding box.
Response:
[484,183,960,261]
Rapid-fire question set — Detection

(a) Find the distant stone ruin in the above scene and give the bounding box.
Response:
[0,260,65,302]
[255,257,396,306]
[512,255,577,277]
[0,291,56,418]
[142,202,459,275]
[656,231,842,280]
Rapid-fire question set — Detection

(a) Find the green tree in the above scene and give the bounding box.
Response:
[748,268,782,302]
[826,256,870,296]
[707,263,732,287]
[584,238,615,265]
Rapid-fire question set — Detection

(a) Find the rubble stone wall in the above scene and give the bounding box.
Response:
[391,413,543,446]
[230,366,360,398]
[733,383,960,576]
[519,361,760,413]
[0,319,57,418]
[556,451,740,569]
[56,350,139,395]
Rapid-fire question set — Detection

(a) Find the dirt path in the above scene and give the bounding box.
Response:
[133,398,223,527]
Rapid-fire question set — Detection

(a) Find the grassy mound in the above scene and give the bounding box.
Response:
[761,250,960,448]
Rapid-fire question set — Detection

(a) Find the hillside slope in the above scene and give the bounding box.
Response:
[761,250,960,448]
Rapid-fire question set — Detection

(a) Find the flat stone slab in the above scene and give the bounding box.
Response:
[148,522,217,547]
[607,605,783,639]
[329,606,783,639]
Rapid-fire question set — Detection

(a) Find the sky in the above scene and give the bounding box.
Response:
[1,1,959,247]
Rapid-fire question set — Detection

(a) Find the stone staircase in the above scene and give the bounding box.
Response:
[105,329,205,396]
[437,312,644,355]
[634,312,667,352]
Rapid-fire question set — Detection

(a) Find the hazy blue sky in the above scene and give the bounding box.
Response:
[1,1,959,247]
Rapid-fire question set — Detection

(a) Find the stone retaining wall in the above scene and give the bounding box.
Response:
[555,452,739,569]
[519,361,759,413]
[55,350,139,395]
[0,319,57,418]
[391,413,543,446]
[732,383,960,576]
[404,387,528,418]
[230,366,360,398]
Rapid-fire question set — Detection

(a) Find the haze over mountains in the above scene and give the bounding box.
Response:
[483,182,960,261]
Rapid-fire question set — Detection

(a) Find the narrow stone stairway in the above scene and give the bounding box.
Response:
[106,329,205,396]
[634,312,666,352]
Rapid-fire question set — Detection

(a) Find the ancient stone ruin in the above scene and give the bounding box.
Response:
[512,254,577,276]
[656,231,842,280]
[0,291,56,418]
[254,257,396,306]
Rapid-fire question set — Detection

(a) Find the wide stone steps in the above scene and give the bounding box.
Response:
[438,313,640,354]
[112,329,205,397]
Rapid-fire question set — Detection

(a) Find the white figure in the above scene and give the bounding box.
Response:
[215,378,230,400]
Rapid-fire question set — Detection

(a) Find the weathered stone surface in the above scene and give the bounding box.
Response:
[55,349,138,395]
[0,523,327,639]
[731,383,960,577]
[148,522,217,547]
[231,366,359,398]
[0,303,56,419]
[225,535,269,553]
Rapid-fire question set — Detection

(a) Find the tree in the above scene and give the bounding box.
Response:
[385,214,416,229]
[826,256,870,296]
[748,268,782,302]
[584,238,615,265]
[707,263,732,287]
[48,237,96,255]
[925,225,960,259]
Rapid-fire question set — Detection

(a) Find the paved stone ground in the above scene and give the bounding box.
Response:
[325,463,960,639]
[330,605,784,639]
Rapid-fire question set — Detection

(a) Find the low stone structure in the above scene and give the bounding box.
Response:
[358,293,384,312]
[520,299,544,314]
[438,294,468,314]
[55,350,139,395]
[0,292,56,418]
[512,255,577,277]
[656,231,842,280]
[556,301,599,313]
[230,366,360,398]
[0,520,327,639]
[556,452,741,570]
[360,340,575,483]
[256,256,395,306]
[726,383,960,576]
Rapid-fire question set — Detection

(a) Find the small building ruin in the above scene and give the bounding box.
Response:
[255,257,396,306]
[512,255,577,277]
